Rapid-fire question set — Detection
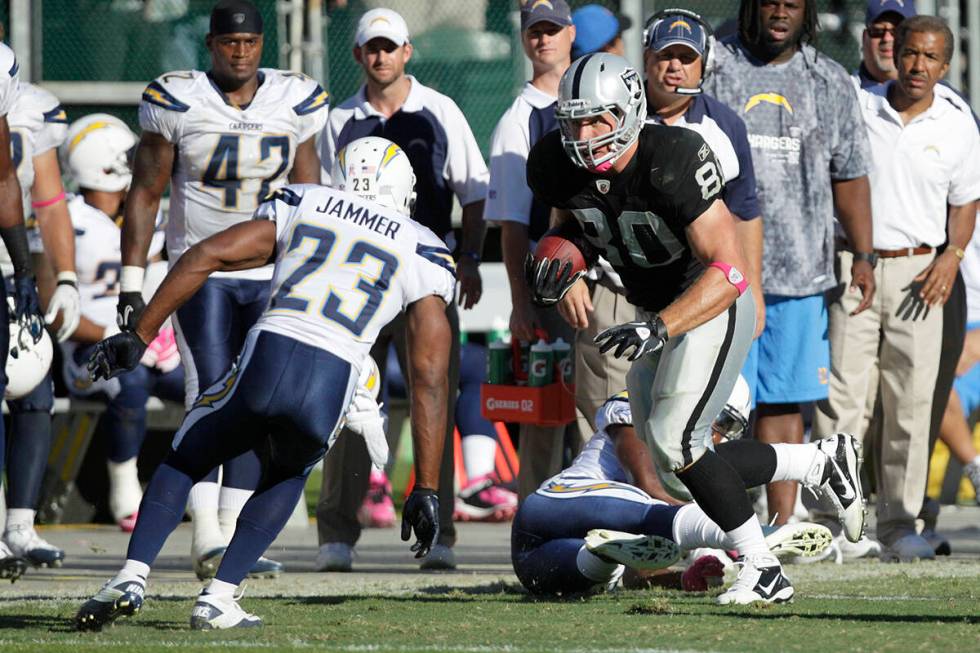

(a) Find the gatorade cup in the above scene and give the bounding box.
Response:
[528,339,554,387]
[487,340,513,385]
[551,337,572,385]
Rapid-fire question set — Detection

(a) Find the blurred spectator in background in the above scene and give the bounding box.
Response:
[362,0,487,34]
[816,16,979,562]
[571,4,630,59]
[704,0,874,528]
[317,7,489,572]
[484,0,580,500]
[643,9,764,338]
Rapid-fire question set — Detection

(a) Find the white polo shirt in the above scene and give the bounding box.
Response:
[484,82,556,231]
[861,83,980,250]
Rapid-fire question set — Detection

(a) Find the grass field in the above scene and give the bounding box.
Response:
[2,560,978,653]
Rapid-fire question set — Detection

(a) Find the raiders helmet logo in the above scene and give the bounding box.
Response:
[596,179,610,194]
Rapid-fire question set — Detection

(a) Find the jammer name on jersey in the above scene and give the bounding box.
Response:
[314,195,402,240]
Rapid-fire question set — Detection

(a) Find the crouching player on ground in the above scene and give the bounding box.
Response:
[512,386,833,596]
[74,137,454,630]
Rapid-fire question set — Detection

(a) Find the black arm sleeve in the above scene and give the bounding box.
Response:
[0,224,33,278]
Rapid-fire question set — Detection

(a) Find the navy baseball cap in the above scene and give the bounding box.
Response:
[521,0,573,31]
[571,5,631,58]
[866,0,917,25]
[646,12,707,55]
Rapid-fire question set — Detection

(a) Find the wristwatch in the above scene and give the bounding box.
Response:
[853,251,879,268]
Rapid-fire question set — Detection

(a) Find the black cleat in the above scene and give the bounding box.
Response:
[75,578,145,631]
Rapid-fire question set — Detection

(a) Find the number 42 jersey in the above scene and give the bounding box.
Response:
[252,184,457,369]
[139,69,328,279]
[527,125,724,313]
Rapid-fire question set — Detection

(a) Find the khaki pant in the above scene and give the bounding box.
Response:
[574,282,634,438]
[316,305,460,547]
[814,251,942,544]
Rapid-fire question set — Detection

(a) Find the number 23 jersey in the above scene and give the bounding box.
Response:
[252,183,457,368]
[139,69,328,279]
[527,124,724,313]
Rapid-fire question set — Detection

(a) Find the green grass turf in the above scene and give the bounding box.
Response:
[1,569,978,653]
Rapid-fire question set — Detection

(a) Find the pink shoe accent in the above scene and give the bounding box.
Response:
[453,473,518,522]
[357,470,396,528]
[118,512,138,533]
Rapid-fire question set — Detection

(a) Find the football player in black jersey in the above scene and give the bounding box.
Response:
[525,53,865,604]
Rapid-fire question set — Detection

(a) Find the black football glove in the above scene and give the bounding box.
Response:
[87,331,148,381]
[116,291,146,332]
[594,315,669,361]
[524,253,586,307]
[12,275,44,344]
[401,487,440,559]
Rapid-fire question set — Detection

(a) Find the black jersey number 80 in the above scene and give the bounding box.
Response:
[574,208,685,269]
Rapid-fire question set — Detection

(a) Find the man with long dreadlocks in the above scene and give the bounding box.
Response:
[703,0,876,531]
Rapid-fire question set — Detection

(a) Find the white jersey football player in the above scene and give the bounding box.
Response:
[0,42,51,582]
[116,0,327,578]
[0,78,87,572]
[76,136,455,631]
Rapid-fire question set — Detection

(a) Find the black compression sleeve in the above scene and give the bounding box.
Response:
[714,439,778,489]
[676,449,755,531]
[0,224,32,278]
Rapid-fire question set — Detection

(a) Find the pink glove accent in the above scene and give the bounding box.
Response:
[142,327,181,373]
[681,554,726,592]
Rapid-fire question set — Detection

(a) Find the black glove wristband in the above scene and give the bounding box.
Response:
[650,314,669,343]
[411,486,437,497]
[0,225,33,278]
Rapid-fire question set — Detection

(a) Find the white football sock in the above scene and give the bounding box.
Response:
[189,481,224,555]
[461,434,497,480]
[575,544,622,582]
[108,457,143,522]
[119,559,150,582]
[726,516,776,561]
[218,487,253,543]
[671,504,730,550]
[5,508,34,533]
[770,443,825,484]
[204,578,238,598]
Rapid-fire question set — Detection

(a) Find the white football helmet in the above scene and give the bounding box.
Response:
[331,136,417,216]
[556,53,647,172]
[61,114,137,193]
[5,319,53,400]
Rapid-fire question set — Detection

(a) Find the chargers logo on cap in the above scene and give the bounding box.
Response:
[669,19,692,32]
[744,93,794,114]
[530,0,555,10]
[370,16,390,26]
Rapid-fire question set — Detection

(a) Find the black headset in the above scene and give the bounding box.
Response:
[642,8,716,96]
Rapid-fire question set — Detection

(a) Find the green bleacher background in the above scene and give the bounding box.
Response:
[29,0,870,158]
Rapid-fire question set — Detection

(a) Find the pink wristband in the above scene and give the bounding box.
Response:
[709,261,749,295]
[32,190,65,208]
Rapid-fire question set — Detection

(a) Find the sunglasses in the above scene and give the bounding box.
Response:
[867,26,896,39]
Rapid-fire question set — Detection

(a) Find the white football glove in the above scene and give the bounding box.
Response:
[45,278,82,342]
[345,384,388,468]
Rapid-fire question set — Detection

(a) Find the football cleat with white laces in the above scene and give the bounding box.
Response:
[0,541,27,582]
[763,522,833,560]
[716,555,794,605]
[5,526,66,568]
[810,433,865,543]
[75,576,145,631]
[190,591,262,630]
[584,529,682,571]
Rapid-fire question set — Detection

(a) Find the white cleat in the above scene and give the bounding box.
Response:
[811,433,866,543]
[315,542,353,572]
[4,526,66,568]
[716,554,794,605]
[837,534,881,560]
[189,591,262,630]
[419,544,457,570]
[584,529,681,571]
[763,522,833,560]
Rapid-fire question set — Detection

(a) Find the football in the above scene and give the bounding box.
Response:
[533,235,587,275]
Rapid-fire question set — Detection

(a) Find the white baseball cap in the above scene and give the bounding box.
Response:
[355,8,410,47]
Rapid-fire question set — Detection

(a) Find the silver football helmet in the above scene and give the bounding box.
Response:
[556,53,647,172]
